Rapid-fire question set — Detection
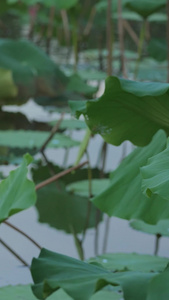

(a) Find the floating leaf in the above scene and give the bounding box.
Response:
[31,248,156,300]
[89,253,169,273]
[92,131,169,224]
[67,179,110,197]
[130,219,169,237]
[49,119,87,130]
[141,142,169,201]
[125,0,166,19]
[0,285,37,300]
[0,154,36,223]
[0,130,79,149]
[70,76,169,146]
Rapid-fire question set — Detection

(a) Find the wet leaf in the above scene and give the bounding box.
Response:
[89,253,169,273]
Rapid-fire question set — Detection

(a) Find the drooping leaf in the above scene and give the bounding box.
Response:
[0,154,36,223]
[0,285,37,300]
[0,39,68,104]
[125,0,166,19]
[0,68,17,99]
[141,142,169,201]
[0,130,79,149]
[89,253,169,273]
[70,76,169,147]
[147,264,169,300]
[67,179,110,197]
[130,219,169,237]
[92,130,169,224]
[31,248,156,300]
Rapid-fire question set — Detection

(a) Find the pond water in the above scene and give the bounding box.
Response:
[1,99,169,287]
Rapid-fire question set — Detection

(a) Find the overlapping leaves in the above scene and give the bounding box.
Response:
[92,130,169,224]
[31,248,169,300]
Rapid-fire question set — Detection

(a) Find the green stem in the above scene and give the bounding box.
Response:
[72,19,79,72]
[154,234,161,256]
[134,19,146,80]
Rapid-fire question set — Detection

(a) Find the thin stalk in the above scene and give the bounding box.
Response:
[40,113,64,153]
[107,0,113,75]
[134,19,146,79]
[36,161,88,190]
[81,152,92,244]
[60,10,70,46]
[72,19,79,72]
[0,238,29,267]
[3,221,42,250]
[167,0,169,82]
[83,7,96,37]
[102,216,110,253]
[70,225,84,260]
[94,209,101,256]
[118,0,127,78]
[46,6,56,54]
[154,234,161,256]
[100,142,107,178]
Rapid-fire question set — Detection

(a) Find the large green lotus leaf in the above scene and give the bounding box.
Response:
[31,248,156,300]
[125,0,166,19]
[92,130,169,224]
[0,285,37,300]
[0,68,17,98]
[141,142,169,201]
[130,219,169,237]
[0,130,79,149]
[35,183,98,234]
[0,154,36,223]
[70,76,169,147]
[147,265,169,300]
[89,253,169,273]
[148,39,167,62]
[0,39,67,104]
[67,179,110,197]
